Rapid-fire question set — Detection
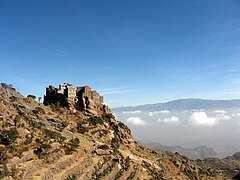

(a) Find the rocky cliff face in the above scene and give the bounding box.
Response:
[0,83,236,179]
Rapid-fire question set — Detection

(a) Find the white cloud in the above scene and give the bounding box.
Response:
[212,110,231,121]
[123,110,142,114]
[193,109,202,112]
[180,110,189,115]
[216,115,231,121]
[213,110,226,114]
[98,87,140,95]
[164,116,179,123]
[126,117,146,126]
[190,112,217,126]
[157,116,179,124]
[210,110,230,121]
[160,110,170,114]
[232,113,240,117]
[149,110,170,116]
[149,112,155,116]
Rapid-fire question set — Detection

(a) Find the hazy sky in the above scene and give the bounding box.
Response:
[0,0,240,107]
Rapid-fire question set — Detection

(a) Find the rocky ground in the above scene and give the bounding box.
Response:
[0,83,239,179]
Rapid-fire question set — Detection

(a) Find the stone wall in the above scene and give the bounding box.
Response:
[44,85,66,107]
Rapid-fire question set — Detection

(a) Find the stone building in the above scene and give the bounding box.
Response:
[44,83,110,115]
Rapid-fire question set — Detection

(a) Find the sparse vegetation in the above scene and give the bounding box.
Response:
[0,146,8,164]
[34,142,51,159]
[76,122,89,134]
[66,174,77,180]
[40,143,51,149]
[1,83,14,89]
[33,107,45,114]
[43,128,66,142]
[14,114,21,127]
[99,129,108,137]
[58,121,68,131]
[34,147,43,157]
[98,144,109,150]
[95,160,117,179]
[104,113,115,119]
[50,102,61,112]
[119,121,131,134]
[35,107,46,114]
[125,156,131,170]
[24,134,33,144]
[68,138,80,150]
[32,121,45,129]
[0,128,19,146]
[0,165,11,179]
[111,137,120,150]
[23,97,34,103]
[185,169,198,180]
[10,96,18,102]
[27,94,36,100]
[142,160,164,179]
[89,116,104,125]
[127,170,136,180]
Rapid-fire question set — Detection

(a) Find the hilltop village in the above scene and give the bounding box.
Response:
[44,83,110,115]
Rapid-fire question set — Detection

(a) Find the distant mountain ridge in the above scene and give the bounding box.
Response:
[226,152,240,160]
[144,142,218,160]
[113,98,240,111]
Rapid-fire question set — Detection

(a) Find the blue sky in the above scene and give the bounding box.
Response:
[0,0,240,107]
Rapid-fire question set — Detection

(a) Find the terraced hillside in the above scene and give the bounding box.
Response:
[0,83,232,179]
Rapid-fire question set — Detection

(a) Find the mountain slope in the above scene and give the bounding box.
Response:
[0,83,234,179]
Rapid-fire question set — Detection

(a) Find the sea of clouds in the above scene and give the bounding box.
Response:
[113,108,240,157]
